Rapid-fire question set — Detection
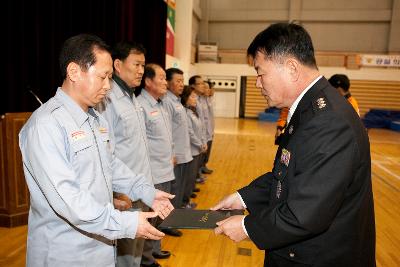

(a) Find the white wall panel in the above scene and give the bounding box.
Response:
[305,22,390,52]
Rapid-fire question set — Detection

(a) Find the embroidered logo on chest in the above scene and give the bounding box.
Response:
[150,110,159,116]
[98,127,108,134]
[71,130,87,141]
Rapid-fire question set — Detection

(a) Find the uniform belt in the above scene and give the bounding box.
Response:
[102,238,117,246]
[86,232,117,246]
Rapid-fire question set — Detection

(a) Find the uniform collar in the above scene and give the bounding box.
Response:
[287,75,322,124]
[113,74,135,99]
[296,76,331,114]
[287,77,331,130]
[141,88,160,107]
[166,90,180,101]
[278,77,330,147]
[55,88,99,127]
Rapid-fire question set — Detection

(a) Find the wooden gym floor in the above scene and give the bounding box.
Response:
[1,118,399,267]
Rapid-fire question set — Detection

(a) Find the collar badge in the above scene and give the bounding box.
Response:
[316,97,327,109]
[288,125,294,134]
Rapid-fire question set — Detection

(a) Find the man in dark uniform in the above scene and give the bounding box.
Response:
[212,23,375,267]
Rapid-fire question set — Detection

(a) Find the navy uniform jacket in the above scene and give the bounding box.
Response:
[238,77,375,267]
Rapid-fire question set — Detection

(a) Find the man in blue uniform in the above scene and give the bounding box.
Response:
[137,64,175,266]
[97,41,167,267]
[189,75,208,183]
[164,68,193,221]
[19,34,173,267]
[212,23,375,267]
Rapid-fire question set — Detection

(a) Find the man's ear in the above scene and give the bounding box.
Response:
[144,77,151,88]
[285,58,300,82]
[113,59,121,74]
[66,62,81,82]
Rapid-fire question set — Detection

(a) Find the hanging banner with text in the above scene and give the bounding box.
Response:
[360,54,400,67]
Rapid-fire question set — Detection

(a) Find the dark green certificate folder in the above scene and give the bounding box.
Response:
[158,209,244,230]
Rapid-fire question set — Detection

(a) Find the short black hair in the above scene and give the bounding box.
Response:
[143,63,161,81]
[189,75,201,86]
[328,74,350,92]
[247,23,317,69]
[166,68,183,81]
[111,41,146,62]
[139,63,162,89]
[59,34,110,80]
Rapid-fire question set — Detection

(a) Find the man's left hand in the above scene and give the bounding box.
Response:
[151,190,175,219]
[214,215,247,243]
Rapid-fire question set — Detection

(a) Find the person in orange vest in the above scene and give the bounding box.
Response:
[328,74,360,116]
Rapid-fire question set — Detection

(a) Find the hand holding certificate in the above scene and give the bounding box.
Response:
[211,192,248,242]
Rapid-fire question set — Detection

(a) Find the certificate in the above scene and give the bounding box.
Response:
[158,209,244,230]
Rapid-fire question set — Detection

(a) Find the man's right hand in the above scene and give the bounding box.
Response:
[135,211,165,240]
[210,193,244,211]
[201,143,208,153]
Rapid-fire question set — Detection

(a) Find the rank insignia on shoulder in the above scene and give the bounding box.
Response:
[280,148,291,167]
[316,97,327,109]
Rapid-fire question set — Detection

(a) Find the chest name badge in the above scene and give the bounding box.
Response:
[98,127,108,134]
[280,148,291,167]
[71,130,86,141]
[150,110,159,116]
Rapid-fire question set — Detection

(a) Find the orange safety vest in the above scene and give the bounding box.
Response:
[277,107,289,129]
[345,94,360,116]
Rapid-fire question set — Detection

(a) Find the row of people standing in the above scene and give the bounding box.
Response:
[19,35,175,267]
[98,41,215,267]
[97,42,174,267]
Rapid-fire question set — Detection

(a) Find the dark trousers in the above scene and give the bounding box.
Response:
[171,161,192,208]
[116,201,148,267]
[141,181,172,265]
[183,154,201,205]
[203,140,213,165]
